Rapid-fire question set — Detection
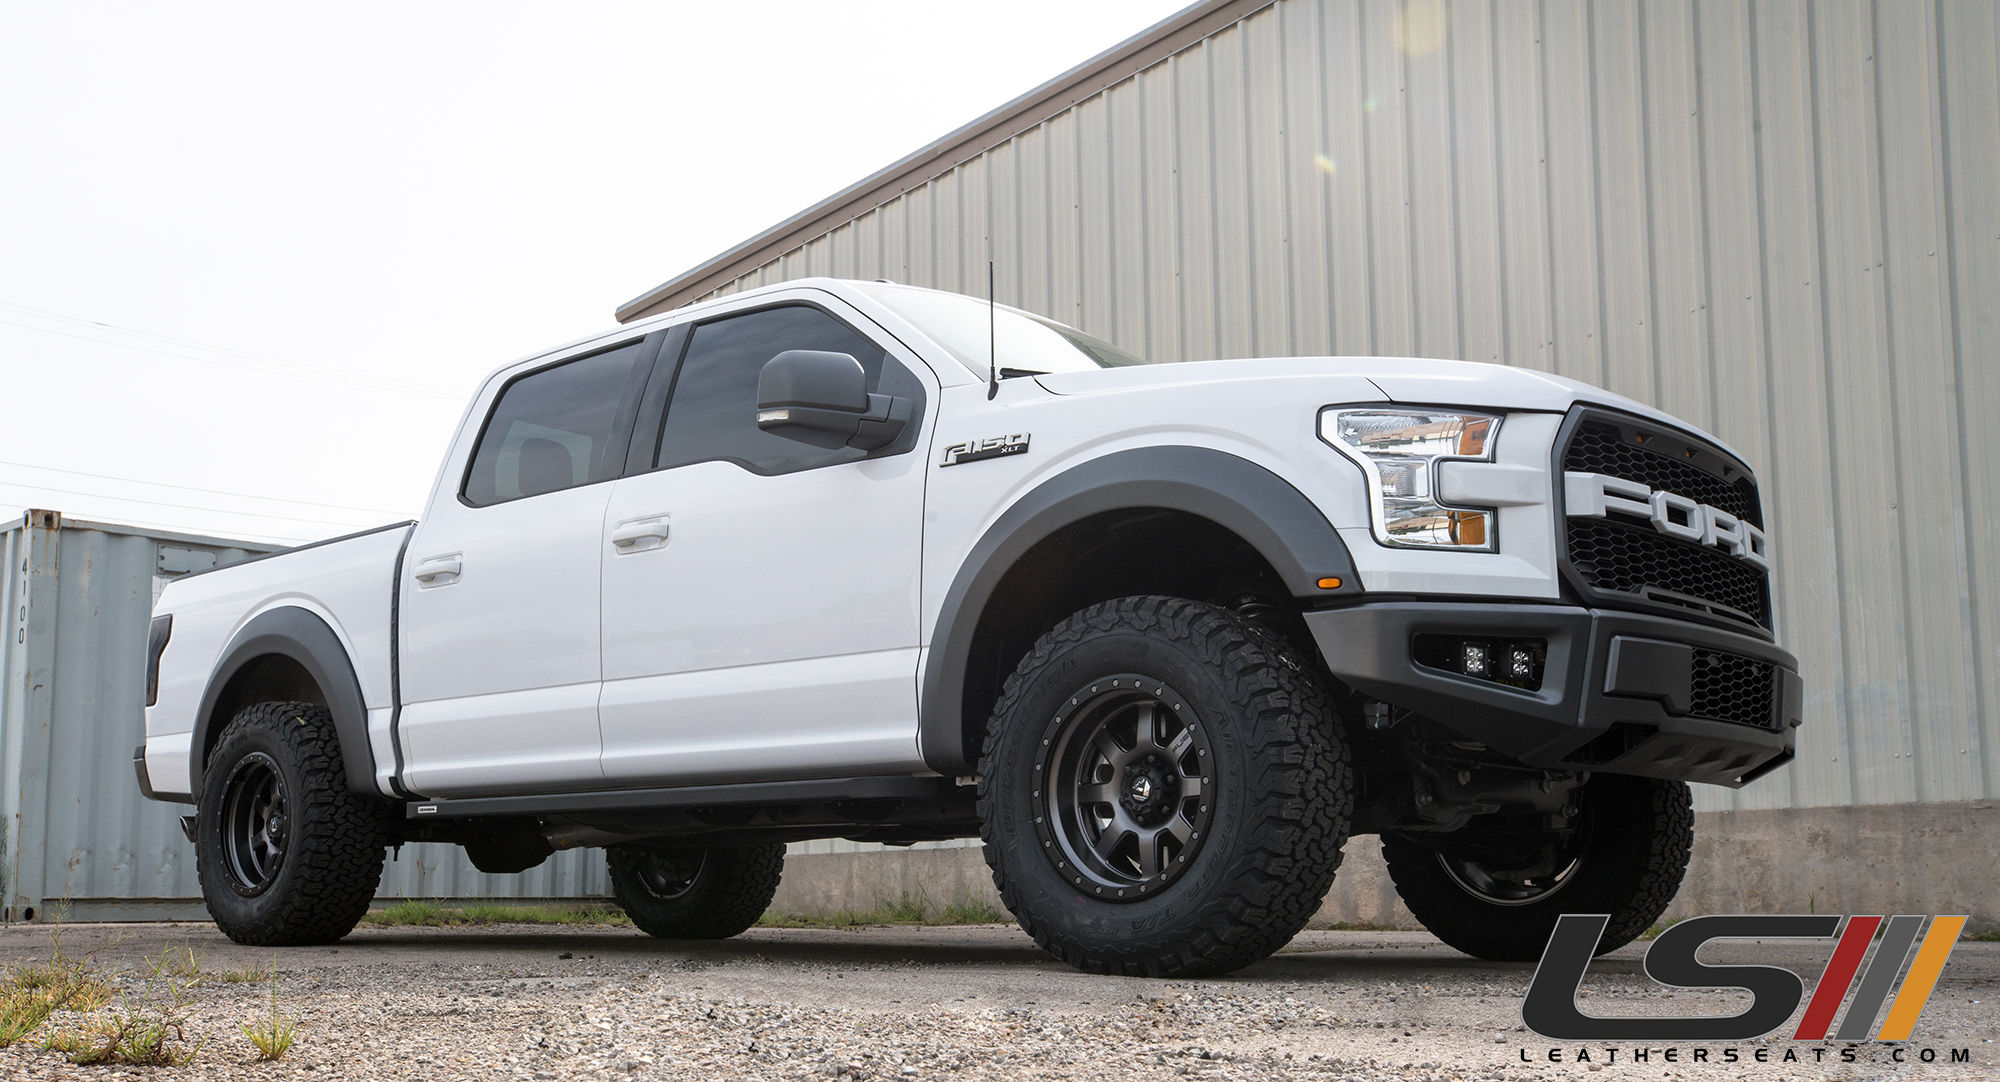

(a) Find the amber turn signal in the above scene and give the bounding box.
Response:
[1316,577,1343,590]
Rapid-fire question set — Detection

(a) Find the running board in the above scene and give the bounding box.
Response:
[404,776,957,820]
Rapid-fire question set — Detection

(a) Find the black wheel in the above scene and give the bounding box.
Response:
[978,596,1353,977]
[1382,774,1694,962]
[607,843,785,940]
[195,701,390,945]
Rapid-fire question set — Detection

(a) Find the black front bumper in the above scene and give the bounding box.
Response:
[1303,602,1801,787]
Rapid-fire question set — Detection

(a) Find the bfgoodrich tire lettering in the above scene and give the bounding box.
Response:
[978,596,1353,977]
[608,844,785,940]
[1382,774,1694,962]
[195,700,390,946]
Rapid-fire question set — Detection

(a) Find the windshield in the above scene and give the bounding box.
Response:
[865,285,1153,377]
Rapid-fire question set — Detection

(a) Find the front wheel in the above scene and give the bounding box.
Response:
[607,843,785,939]
[1382,774,1694,962]
[978,596,1354,978]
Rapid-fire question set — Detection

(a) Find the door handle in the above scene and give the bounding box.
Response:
[412,554,462,587]
[609,515,670,553]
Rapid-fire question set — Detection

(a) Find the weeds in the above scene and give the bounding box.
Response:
[153,943,204,982]
[218,960,274,984]
[0,921,115,1049]
[240,971,298,1061]
[0,985,58,1049]
[41,946,206,1066]
[1965,928,1999,943]
[756,895,1009,929]
[363,900,632,927]
[1638,917,1686,941]
[364,893,1015,931]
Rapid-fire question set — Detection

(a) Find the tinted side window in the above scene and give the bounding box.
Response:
[463,340,648,506]
[655,305,922,475]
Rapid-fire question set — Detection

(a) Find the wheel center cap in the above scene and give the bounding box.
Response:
[1128,776,1154,802]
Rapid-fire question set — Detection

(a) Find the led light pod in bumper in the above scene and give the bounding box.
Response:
[1414,634,1548,691]
[1321,409,1501,549]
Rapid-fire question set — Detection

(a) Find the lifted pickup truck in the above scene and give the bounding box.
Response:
[139,278,1799,976]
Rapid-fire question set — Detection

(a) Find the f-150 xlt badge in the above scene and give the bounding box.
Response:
[1564,471,1770,572]
[942,433,1030,467]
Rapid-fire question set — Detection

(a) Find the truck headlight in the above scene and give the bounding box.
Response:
[1320,408,1500,550]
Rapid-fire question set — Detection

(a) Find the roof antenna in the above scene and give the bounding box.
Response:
[986,259,999,400]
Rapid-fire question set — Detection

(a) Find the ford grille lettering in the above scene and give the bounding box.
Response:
[1564,471,1770,572]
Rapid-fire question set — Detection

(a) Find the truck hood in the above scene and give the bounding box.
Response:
[1034,356,1740,457]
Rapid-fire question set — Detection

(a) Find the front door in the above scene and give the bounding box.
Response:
[597,299,934,784]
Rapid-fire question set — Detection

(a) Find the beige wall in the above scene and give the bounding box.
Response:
[679,0,2000,814]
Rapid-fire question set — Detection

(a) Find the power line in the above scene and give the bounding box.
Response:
[0,502,314,546]
[0,298,465,395]
[0,458,408,517]
[0,478,393,528]
[0,302,464,399]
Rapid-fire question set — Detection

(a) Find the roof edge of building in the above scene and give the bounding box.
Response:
[614,0,1274,323]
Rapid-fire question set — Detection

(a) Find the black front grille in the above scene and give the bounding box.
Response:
[1687,648,1778,730]
[1561,413,1772,630]
[1566,519,1770,625]
[1564,421,1760,525]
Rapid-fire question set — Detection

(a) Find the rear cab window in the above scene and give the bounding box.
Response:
[462,338,653,506]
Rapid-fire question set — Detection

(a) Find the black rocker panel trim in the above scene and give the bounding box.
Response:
[406,775,957,819]
[190,607,376,800]
[916,445,1360,776]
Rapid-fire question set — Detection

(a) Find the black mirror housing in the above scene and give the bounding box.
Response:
[757,350,911,451]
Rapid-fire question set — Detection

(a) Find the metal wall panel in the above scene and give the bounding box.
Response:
[0,511,606,921]
[672,0,1998,813]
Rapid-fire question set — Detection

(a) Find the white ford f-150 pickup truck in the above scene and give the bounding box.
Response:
[138,278,1799,976]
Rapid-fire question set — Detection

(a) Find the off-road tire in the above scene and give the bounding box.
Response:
[1382,774,1694,962]
[195,700,391,945]
[608,844,786,940]
[978,595,1353,978]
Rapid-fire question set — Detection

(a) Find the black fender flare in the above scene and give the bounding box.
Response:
[189,607,377,798]
[917,445,1362,775]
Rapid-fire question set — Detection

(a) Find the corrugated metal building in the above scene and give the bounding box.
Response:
[618,0,1999,916]
[1,511,607,921]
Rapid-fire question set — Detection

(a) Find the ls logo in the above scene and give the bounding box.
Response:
[1523,914,1966,1041]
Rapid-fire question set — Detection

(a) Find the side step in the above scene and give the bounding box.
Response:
[404,775,959,820]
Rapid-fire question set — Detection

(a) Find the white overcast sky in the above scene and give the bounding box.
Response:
[0,1,1188,545]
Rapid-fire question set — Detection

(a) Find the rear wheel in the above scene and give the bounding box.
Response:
[1382,774,1694,961]
[195,701,390,945]
[978,596,1353,977]
[607,843,785,940]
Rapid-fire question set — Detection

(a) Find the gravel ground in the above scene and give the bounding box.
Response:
[1,921,1992,1081]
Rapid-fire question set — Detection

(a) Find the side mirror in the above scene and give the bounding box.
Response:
[756,350,911,451]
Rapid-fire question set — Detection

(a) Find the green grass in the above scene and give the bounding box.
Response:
[240,976,299,1061]
[756,897,1009,929]
[0,924,115,1049]
[1638,917,1687,941]
[41,946,208,1066]
[363,900,633,927]
[1318,920,1403,932]
[364,894,1012,930]
[217,961,274,984]
[1963,929,1999,942]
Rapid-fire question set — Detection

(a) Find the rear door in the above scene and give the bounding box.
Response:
[396,334,659,796]
[597,297,937,784]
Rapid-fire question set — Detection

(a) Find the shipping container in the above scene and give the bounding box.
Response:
[0,509,607,922]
